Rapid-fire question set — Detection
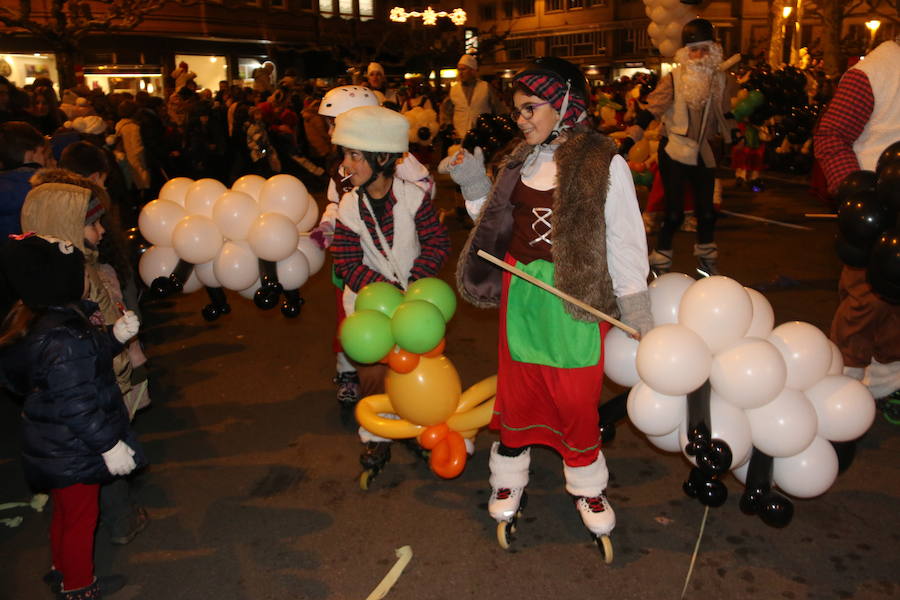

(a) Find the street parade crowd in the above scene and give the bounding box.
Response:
[1,18,899,600]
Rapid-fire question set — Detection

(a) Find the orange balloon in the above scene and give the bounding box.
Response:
[423,337,446,358]
[418,423,449,450]
[388,346,420,374]
[429,430,467,479]
[386,355,462,425]
[633,162,646,173]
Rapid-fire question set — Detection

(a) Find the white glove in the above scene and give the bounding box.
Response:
[101,440,136,476]
[113,310,140,343]
[438,147,492,203]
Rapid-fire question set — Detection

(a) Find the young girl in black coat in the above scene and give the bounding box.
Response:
[0,234,145,599]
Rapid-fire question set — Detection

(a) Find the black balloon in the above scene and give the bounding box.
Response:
[837,191,893,249]
[682,467,706,499]
[739,486,767,515]
[876,141,900,176]
[697,478,728,508]
[254,288,280,310]
[697,438,733,477]
[866,231,900,304]
[876,159,900,213]
[834,234,871,268]
[836,170,877,203]
[832,440,857,474]
[758,492,794,528]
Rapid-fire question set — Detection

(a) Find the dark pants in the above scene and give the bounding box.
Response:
[99,477,134,540]
[656,138,716,250]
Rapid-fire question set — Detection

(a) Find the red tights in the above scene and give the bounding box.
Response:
[50,483,99,591]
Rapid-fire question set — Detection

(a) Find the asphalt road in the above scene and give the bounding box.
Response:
[1,173,898,600]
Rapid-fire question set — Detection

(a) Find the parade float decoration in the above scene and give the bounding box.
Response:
[643,0,698,58]
[604,272,877,528]
[338,278,497,487]
[135,174,324,320]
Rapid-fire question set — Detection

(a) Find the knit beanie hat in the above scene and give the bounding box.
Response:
[67,115,107,136]
[333,105,409,153]
[84,193,105,225]
[514,56,589,129]
[458,54,478,71]
[0,233,85,309]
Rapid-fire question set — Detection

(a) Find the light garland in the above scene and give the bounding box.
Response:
[389,6,466,25]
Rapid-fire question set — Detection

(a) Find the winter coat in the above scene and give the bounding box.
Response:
[0,301,146,491]
[114,118,150,190]
[0,166,36,238]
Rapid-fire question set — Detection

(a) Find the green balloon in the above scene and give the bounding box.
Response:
[355,281,404,317]
[339,309,395,364]
[405,277,457,321]
[391,300,446,354]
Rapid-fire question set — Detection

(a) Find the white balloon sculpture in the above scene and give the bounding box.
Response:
[609,273,875,525]
[643,0,697,58]
[137,174,325,320]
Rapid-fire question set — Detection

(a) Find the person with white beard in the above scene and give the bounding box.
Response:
[619,18,737,276]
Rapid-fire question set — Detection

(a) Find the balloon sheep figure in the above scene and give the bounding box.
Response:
[137,174,324,320]
[604,273,876,527]
[338,279,496,488]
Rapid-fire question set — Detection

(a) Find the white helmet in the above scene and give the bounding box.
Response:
[318,85,380,117]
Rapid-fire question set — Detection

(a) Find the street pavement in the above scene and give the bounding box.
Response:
[1,172,898,600]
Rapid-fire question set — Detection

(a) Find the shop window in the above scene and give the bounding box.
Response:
[503,1,514,18]
[515,0,534,17]
[506,38,536,60]
[358,0,373,19]
[568,0,584,10]
[546,0,563,13]
[319,0,334,17]
[480,3,496,20]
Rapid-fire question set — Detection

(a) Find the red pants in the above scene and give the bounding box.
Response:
[491,258,610,467]
[51,483,100,591]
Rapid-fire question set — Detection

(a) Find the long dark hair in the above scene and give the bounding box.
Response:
[0,300,39,347]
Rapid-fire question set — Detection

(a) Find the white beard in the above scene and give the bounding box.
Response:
[675,44,724,111]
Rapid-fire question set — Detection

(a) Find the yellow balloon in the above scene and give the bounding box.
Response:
[386,355,462,426]
[355,394,424,439]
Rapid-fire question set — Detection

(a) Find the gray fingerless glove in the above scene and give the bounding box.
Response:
[444,147,492,203]
[616,290,653,337]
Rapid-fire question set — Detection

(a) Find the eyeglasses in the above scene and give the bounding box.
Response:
[511,101,551,121]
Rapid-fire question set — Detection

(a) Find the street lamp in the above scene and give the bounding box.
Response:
[782,6,793,65]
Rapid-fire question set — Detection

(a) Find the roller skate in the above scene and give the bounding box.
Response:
[335,371,360,429]
[488,442,531,550]
[694,243,720,278]
[359,441,391,490]
[648,249,673,278]
[565,458,614,563]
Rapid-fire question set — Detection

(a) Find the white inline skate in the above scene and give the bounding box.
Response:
[488,442,530,550]
[565,456,615,563]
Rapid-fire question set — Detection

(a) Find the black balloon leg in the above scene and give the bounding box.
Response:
[281,288,305,318]
[202,286,230,321]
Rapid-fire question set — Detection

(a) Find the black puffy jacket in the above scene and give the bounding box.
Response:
[0,301,146,491]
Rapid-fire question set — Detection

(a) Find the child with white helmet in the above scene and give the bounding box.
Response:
[312,86,436,414]
[330,105,450,475]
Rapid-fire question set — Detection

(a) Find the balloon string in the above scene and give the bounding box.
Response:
[680,506,709,600]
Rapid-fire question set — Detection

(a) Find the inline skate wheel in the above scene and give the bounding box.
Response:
[595,535,613,564]
[496,520,517,550]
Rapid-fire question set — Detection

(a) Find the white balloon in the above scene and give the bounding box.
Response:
[138,245,179,287]
[276,250,311,290]
[296,199,320,233]
[678,276,753,353]
[297,235,326,275]
[772,436,838,498]
[636,324,712,396]
[707,393,755,468]
[138,200,187,247]
[239,279,261,300]
[664,20,682,38]
[649,272,694,326]
[158,177,194,206]
[731,460,749,485]
[213,240,259,291]
[182,269,203,294]
[744,287,775,338]
[603,326,641,387]
[806,375,876,442]
[650,6,668,23]
[194,260,220,288]
[213,191,259,241]
[660,0,682,8]
[627,382,685,436]
[172,215,223,265]
[259,174,310,223]
[710,337,787,409]
[248,212,299,262]
[184,179,227,218]
[746,388,818,458]
[768,322,833,390]
[827,341,844,375]
[658,38,679,57]
[231,174,267,202]
[646,428,683,453]
[648,22,661,39]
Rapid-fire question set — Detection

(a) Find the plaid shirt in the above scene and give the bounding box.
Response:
[332,188,450,292]
[813,68,874,195]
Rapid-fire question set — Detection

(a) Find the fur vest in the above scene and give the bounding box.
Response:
[456,128,619,322]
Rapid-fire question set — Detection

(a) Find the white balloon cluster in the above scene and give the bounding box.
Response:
[643,0,696,58]
[605,273,876,499]
[137,174,324,299]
